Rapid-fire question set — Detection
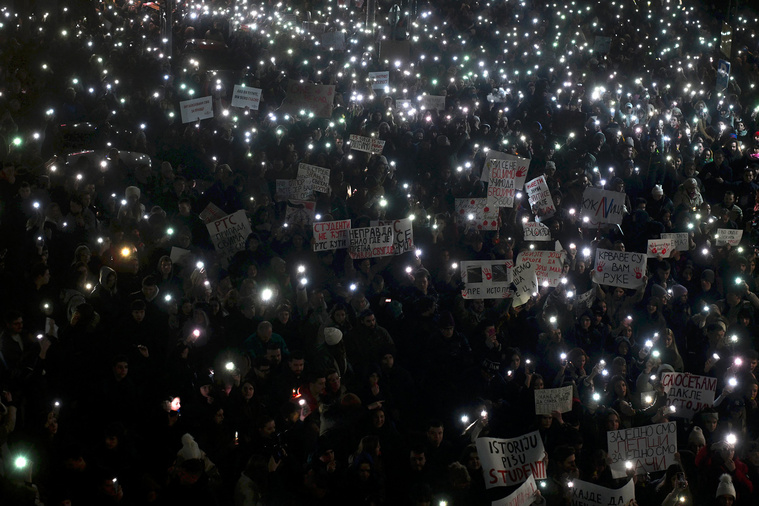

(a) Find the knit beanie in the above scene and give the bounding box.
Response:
[178,433,202,461]
[688,426,706,446]
[716,474,736,499]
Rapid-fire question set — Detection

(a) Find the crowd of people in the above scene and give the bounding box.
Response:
[1,0,759,504]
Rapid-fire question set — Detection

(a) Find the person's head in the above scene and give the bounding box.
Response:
[360,310,377,329]
[241,380,255,400]
[257,321,273,342]
[701,411,719,433]
[460,444,481,472]
[426,420,444,448]
[141,275,158,300]
[611,376,628,398]
[308,373,327,397]
[131,299,146,323]
[371,408,385,428]
[253,357,271,379]
[409,448,426,471]
[605,409,621,431]
[257,415,276,438]
[553,445,577,474]
[4,310,23,334]
[288,352,305,377]
[716,474,736,505]
[265,343,282,366]
[112,355,129,381]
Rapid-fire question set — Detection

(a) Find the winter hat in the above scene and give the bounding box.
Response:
[688,426,706,446]
[656,364,675,376]
[125,186,141,200]
[178,434,202,460]
[701,411,719,423]
[652,185,664,196]
[324,327,343,346]
[671,285,688,299]
[701,269,716,284]
[651,285,667,300]
[438,311,455,328]
[716,474,736,499]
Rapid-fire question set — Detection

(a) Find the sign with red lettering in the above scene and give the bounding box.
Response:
[348,225,394,259]
[231,85,262,110]
[369,71,390,90]
[661,372,717,419]
[607,422,677,478]
[206,210,252,267]
[313,220,351,251]
[349,134,385,154]
[492,475,538,506]
[486,155,530,208]
[476,432,547,488]
[371,219,413,255]
[526,176,555,221]
[180,96,214,123]
[279,82,335,118]
[516,250,566,287]
[570,479,635,506]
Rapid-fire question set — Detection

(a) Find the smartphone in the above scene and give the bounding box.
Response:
[676,472,686,488]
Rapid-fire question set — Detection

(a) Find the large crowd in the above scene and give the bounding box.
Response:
[0,0,759,505]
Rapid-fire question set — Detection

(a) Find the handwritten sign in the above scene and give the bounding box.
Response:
[607,422,677,478]
[661,233,689,252]
[591,249,647,289]
[348,225,394,259]
[492,475,538,506]
[526,176,555,220]
[647,238,674,258]
[369,71,390,90]
[571,479,634,506]
[512,258,538,307]
[574,288,597,315]
[476,432,547,488]
[279,82,335,118]
[371,219,413,255]
[349,134,385,154]
[455,198,499,230]
[206,210,253,267]
[180,96,214,123]
[480,150,509,183]
[516,251,566,287]
[486,155,529,208]
[285,199,316,227]
[534,386,573,415]
[581,187,626,226]
[661,372,717,419]
[716,228,743,246]
[523,222,551,241]
[313,220,351,252]
[460,260,513,299]
[419,94,446,111]
[297,163,330,193]
[231,85,262,110]
[276,179,313,201]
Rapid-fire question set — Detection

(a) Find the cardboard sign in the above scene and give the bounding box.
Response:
[206,210,253,267]
[512,259,538,307]
[297,163,330,193]
[661,372,717,419]
[486,155,530,208]
[371,219,413,255]
[591,249,647,289]
[607,422,677,478]
[230,85,262,110]
[647,238,674,258]
[523,222,551,241]
[455,198,499,230]
[460,260,513,299]
[570,479,634,506]
[348,225,394,259]
[526,176,555,220]
[476,432,547,488]
[313,220,351,251]
[581,187,627,226]
[276,179,313,201]
[419,94,446,111]
[661,232,689,252]
[180,96,214,123]
[716,228,742,246]
[369,71,390,90]
[279,82,335,118]
[492,475,538,506]
[534,386,573,415]
[285,199,316,227]
[349,134,385,154]
[574,288,596,315]
[516,251,566,287]
[321,31,346,50]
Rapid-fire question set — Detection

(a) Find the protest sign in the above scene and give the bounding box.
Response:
[206,210,253,267]
[581,188,626,226]
[574,288,596,316]
[512,258,538,307]
[371,219,414,255]
[419,94,446,111]
[570,479,634,506]
[486,155,530,208]
[455,198,499,230]
[526,176,555,220]
[180,96,214,123]
[717,60,731,92]
[534,386,573,415]
[279,81,335,118]
[395,99,412,112]
[480,150,510,183]
[231,85,262,110]
[199,202,227,224]
[285,199,316,227]
[349,134,385,154]
[492,475,538,506]
[523,222,551,241]
[348,225,394,259]
[647,238,674,258]
[661,233,689,252]
[460,260,513,299]
[591,249,647,289]
[516,251,566,287]
[301,21,326,33]
[369,71,390,90]
[297,163,330,193]
[661,372,717,419]
[170,246,191,265]
[313,220,351,252]
[276,179,313,201]
[476,432,547,488]
[607,422,677,478]
[716,228,743,246]
[321,30,346,50]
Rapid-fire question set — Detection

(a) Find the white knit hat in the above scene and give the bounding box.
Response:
[324,327,343,346]
[178,433,202,460]
[716,474,736,499]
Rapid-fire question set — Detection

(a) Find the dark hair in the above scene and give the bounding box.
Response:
[289,351,305,362]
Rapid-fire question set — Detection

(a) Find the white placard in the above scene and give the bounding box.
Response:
[460,260,514,299]
[581,187,627,226]
[607,422,677,478]
[419,94,446,111]
[297,163,330,193]
[661,372,717,419]
[492,475,538,506]
[276,179,313,201]
[313,220,351,251]
[285,199,316,227]
[480,150,509,183]
[523,222,551,241]
[206,210,253,267]
[716,228,743,246]
[512,259,538,307]
[570,479,634,506]
[591,249,647,289]
[348,225,394,259]
[647,238,674,258]
[349,134,385,154]
[180,96,214,123]
[231,85,262,110]
[486,155,530,208]
[455,198,499,230]
[369,71,390,90]
[516,250,566,287]
[534,386,573,415]
[526,176,555,220]
[661,233,689,252]
[371,219,414,255]
[476,432,547,489]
